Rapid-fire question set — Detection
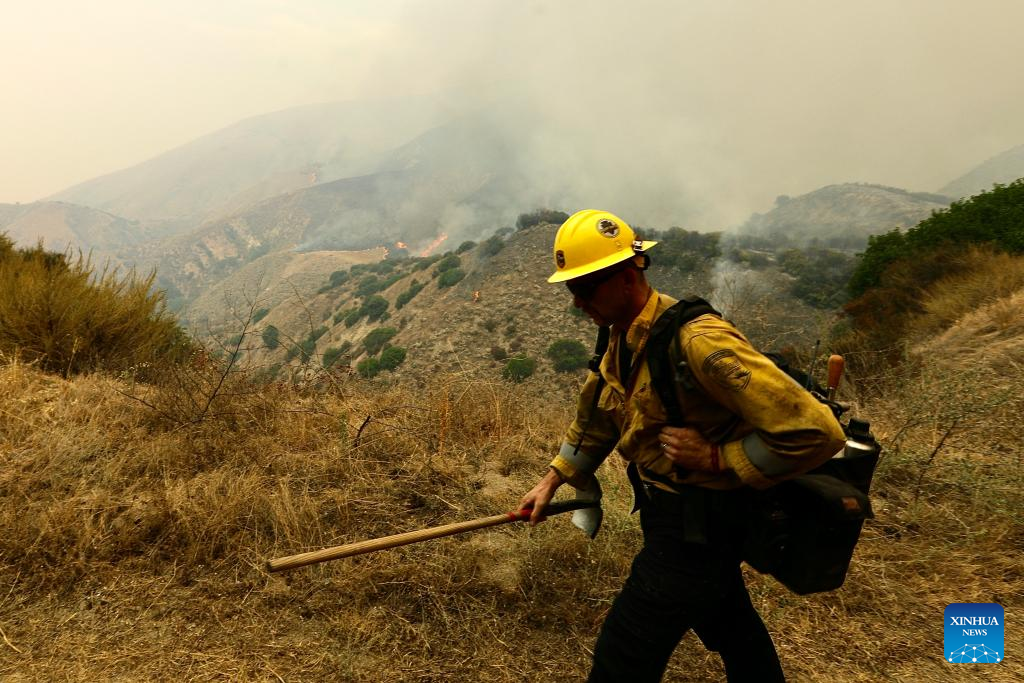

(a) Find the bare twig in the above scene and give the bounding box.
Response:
[0,622,23,653]
[913,419,960,504]
[354,415,373,447]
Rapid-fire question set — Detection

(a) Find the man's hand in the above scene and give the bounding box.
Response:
[518,468,564,525]
[658,426,720,472]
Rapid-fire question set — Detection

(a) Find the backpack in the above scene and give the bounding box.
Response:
[614,296,880,595]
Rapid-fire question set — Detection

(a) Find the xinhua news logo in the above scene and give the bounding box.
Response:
[944,603,1004,664]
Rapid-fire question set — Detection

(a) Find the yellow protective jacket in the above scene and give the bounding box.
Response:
[549,289,846,492]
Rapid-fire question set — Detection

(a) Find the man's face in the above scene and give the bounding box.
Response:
[566,266,628,327]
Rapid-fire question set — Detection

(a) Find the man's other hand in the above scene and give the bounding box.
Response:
[658,426,719,472]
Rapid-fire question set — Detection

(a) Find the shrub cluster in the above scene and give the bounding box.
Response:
[435,254,461,274]
[777,248,856,309]
[546,339,589,372]
[395,281,425,309]
[480,235,504,257]
[363,327,397,356]
[438,268,465,289]
[356,346,406,378]
[322,341,352,368]
[0,236,186,376]
[360,295,389,322]
[261,325,280,350]
[516,209,569,231]
[502,355,536,382]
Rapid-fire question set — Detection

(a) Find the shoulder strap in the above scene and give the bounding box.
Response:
[571,325,611,459]
[647,297,721,426]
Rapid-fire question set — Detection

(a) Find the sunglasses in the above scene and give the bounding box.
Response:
[565,265,626,300]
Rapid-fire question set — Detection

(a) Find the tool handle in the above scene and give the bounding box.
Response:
[826,354,845,401]
[266,500,597,572]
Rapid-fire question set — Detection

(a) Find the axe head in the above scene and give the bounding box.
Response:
[570,476,603,539]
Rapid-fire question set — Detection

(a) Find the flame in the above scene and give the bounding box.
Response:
[419,232,449,257]
[396,241,408,249]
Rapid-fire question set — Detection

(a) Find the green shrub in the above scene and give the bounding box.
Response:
[435,254,461,273]
[481,235,505,256]
[344,309,363,327]
[850,179,1024,298]
[334,308,354,325]
[318,270,351,293]
[252,307,270,323]
[322,344,351,368]
[379,346,407,370]
[438,268,465,289]
[456,240,476,254]
[355,276,383,298]
[396,281,425,309]
[357,357,381,378]
[363,327,397,356]
[502,356,536,382]
[307,326,328,343]
[546,339,589,372]
[778,248,857,309]
[0,242,186,376]
[490,346,508,361]
[284,338,317,364]
[516,209,569,231]
[359,295,389,322]
[261,325,280,350]
[412,255,443,272]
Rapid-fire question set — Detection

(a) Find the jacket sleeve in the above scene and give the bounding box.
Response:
[548,371,620,489]
[684,325,846,489]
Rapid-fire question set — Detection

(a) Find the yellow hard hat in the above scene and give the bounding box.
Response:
[548,210,657,283]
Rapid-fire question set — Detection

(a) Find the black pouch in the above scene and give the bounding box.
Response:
[741,451,877,595]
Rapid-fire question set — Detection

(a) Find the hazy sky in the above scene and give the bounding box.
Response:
[3,0,1023,226]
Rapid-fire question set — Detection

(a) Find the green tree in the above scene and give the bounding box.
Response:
[456,240,476,254]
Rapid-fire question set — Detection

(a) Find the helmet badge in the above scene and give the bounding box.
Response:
[596,218,619,238]
[555,250,566,268]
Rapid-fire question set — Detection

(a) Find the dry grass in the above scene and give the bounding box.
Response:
[1,296,1022,680]
[909,248,1024,341]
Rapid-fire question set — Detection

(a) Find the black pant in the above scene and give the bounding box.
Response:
[588,485,785,682]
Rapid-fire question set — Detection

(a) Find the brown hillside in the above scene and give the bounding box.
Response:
[1,280,1021,680]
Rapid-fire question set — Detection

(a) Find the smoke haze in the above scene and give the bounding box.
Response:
[3,0,1023,228]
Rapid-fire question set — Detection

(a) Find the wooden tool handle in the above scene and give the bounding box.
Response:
[826,354,845,400]
[267,511,525,573]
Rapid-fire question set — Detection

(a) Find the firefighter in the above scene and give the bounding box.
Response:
[518,210,845,682]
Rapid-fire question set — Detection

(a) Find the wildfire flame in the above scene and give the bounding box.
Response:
[419,233,448,257]
[396,242,408,249]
